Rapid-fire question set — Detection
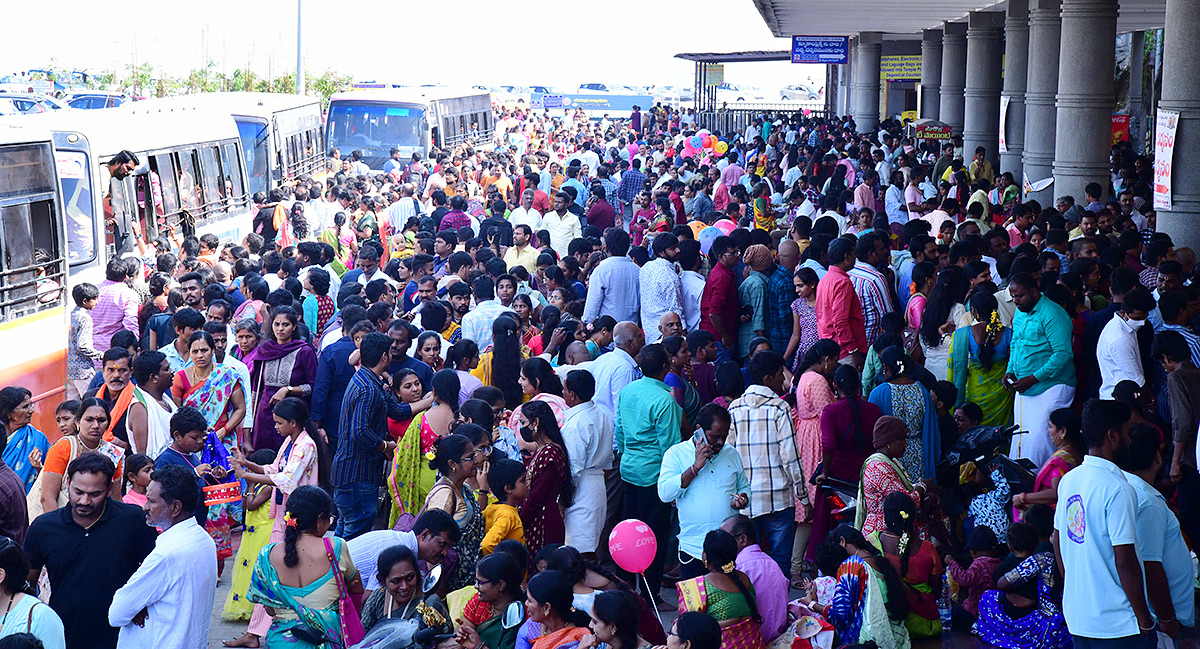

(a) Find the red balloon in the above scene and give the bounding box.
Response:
[608,519,657,574]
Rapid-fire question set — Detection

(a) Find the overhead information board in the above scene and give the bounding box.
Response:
[791,36,849,64]
[880,55,921,81]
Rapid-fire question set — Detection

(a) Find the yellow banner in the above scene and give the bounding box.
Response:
[703,63,724,87]
[880,55,921,81]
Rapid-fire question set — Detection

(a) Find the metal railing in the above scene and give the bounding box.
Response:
[695,104,832,139]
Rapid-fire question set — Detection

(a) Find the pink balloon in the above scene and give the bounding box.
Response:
[713,219,738,235]
[608,519,657,574]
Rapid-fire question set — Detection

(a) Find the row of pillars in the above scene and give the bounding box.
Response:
[833,0,1200,248]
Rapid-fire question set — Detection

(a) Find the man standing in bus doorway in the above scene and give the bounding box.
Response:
[103,150,142,257]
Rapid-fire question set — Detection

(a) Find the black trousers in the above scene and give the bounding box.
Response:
[619,481,671,600]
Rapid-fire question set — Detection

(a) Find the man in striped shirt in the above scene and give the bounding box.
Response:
[847,232,897,346]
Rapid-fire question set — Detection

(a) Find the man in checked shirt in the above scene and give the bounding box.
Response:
[727,350,810,579]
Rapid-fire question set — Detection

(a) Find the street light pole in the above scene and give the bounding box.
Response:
[295,0,305,95]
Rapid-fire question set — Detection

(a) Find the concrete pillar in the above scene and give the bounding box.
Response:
[1052,0,1118,203]
[940,22,968,134]
[845,37,858,117]
[1157,0,1200,249]
[1129,31,1146,153]
[1000,0,1030,178]
[853,32,883,133]
[839,56,852,116]
[963,11,1005,171]
[1022,0,1061,205]
[921,29,943,120]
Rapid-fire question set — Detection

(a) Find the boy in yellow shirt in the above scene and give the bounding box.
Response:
[482,458,528,554]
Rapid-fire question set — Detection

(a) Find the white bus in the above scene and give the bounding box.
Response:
[124,92,325,195]
[12,106,253,287]
[0,121,68,433]
[325,87,493,170]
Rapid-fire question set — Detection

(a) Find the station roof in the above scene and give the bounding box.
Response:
[750,0,1165,37]
[674,51,792,63]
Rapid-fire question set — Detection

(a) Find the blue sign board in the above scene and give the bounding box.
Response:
[791,36,849,64]
[542,95,564,109]
[531,93,653,113]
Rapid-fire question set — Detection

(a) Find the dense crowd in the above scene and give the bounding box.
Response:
[0,102,1189,649]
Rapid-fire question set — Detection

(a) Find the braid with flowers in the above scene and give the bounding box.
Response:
[969,291,1003,371]
[882,492,919,579]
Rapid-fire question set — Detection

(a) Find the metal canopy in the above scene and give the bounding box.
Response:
[674,51,792,63]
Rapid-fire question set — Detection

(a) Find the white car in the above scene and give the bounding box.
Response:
[0,93,66,114]
[781,84,822,101]
[715,83,766,103]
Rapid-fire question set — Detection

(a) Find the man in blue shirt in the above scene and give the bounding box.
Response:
[382,147,403,176]
[331,332,411,540]
[312,306,368,451]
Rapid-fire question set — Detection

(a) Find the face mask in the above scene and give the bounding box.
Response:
[520,425,536,443]
[1126,318,1145,330]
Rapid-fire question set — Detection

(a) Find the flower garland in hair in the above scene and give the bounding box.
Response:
[721,561,736,574]
[284,513,298,528]
[897,509,911,557]
[984,310,1003,347]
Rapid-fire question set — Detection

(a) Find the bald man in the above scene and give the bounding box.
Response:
[659,311,684,340]
[778,240,800,272]
[553,341,594,383]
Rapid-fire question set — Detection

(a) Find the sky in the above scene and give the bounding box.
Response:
[2,0,824,93]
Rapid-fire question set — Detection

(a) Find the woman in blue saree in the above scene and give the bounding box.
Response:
[248,485,363,648]
[1,387,48,494]
[868,347,941,481]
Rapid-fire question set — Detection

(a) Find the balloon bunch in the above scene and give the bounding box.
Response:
[680,129,728,159]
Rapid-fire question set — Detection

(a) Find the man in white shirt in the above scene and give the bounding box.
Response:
[680,241,706,333]
[561,370,614,554]
[509,189,542,231]
[347,509,460,589]
[639,233,684,343]
[109,464,217,649]
[1096,287,1155,399]
[542,192,583,258]
[883,171,907,226]
[1053,399,1156,647]
[461,276,514,350]
[587,321,644,419]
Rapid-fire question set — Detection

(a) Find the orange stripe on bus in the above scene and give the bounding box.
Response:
[0,349,66,441]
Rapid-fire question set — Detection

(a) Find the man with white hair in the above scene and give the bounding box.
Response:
[508,189,542,231]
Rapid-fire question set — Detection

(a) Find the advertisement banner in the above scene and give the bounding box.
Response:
[531,94,654,113]
[1111,114,1130,146]
[880,56,922,81]
[791,36,849,64]
[999,96,1011,154]
[1154,109,1180,210]
[702,63,724,87]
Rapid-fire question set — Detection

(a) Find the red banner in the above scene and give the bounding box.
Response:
[1112,114,1130,146]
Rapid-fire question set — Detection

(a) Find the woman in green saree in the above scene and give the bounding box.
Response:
[457,552,528,649]
[248,485,363,648]
[947,291,1013,427]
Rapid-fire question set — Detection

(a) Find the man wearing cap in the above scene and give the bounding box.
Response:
[738,245,772,360]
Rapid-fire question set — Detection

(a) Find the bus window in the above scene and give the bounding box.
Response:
[176,151,201,214]
[152,153,180,217]
[1,199,63,318]
[221,143,245,203]
[57,150,96,265]
[199,147,224,207]
[106,174,137,256]
[236,118,269,196]
[134,171,161,242]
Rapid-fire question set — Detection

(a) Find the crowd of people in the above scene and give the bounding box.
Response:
[0,101,1190,649]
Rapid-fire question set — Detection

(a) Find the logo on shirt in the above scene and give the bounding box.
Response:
[1064,494,1086,544]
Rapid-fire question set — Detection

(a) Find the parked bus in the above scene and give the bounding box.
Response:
[325,87,493,170]
[0,122,68,433]
[124,92,325,195]
[13,106,253,289]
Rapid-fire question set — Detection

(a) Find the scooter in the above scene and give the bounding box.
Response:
[942,424,1037,495]
[818,475,859,528]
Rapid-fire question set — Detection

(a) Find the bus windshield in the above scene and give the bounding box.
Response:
[326,102,425,159]
[236,118,269,195]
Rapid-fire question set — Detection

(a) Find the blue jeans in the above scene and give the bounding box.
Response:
[334,482,377,540]
[753,507,796,579]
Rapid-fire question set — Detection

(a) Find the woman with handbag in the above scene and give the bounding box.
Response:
[225,398,331,648]
[247,485,365,648]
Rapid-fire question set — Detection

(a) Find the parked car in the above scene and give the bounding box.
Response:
[715,83,765,103]
[0,92,67,113]
[781,84,822,101]
[63,91,128,110]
